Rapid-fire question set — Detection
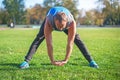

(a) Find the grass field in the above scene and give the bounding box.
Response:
[0,27,120,80]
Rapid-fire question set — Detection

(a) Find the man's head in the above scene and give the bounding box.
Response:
[54,12,68,30]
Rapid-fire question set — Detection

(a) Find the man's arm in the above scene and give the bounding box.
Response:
[44,18,54,63]
[65,20,76,61]
[58,20,76,66]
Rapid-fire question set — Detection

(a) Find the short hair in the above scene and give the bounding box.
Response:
[54,12,68,23]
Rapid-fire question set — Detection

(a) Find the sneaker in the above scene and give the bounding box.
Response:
[89,61,99,68]
[20,61,29,69]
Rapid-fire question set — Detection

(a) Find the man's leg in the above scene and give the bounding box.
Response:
[64,30,99,68]
[25,19,46,62]
[20,19,46,69]
[64,30,92,62]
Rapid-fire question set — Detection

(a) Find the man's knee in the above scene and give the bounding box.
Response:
[75,33,80,40]
[74,33,84,45]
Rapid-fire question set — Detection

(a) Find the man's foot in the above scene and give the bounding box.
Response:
[20,61,29,69]
[89,61,99,68]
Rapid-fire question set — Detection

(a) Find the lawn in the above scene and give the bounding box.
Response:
[0,27,120,80]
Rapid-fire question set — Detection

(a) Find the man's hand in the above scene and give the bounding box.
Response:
[51,60,68,66]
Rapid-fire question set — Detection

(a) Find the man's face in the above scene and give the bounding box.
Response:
[54,20,67,31]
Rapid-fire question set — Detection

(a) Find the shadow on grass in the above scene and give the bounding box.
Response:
[41,62,79,66]
[74,58,81,60]
[41,62,88,67]
[0,63,19,70]
[41,63,52,66]
[0,63,19,67]
[0,62,54,71]
[0,63,36,70]
[0,61,89,71]
[68,62,78,66]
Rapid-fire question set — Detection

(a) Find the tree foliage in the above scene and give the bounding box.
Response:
[0,9,7,24]
[0,0,120,26]
[97,0,120,25]
[25,4,46,24]
[2,0,25,24]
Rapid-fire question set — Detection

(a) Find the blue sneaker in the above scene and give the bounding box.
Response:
[89,61,99,68]
[20,61,29,69]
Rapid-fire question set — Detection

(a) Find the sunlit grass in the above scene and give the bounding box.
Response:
[0,27,120,80]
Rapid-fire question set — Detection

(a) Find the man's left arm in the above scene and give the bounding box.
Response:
[65,20,76,61]
[57,20,76,66]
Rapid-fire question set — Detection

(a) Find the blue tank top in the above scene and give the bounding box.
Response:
[46,6,74,31]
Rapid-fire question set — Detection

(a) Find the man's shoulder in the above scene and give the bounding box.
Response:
[45,17,53,27]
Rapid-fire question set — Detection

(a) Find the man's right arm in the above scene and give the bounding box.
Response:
[44,18,54,63]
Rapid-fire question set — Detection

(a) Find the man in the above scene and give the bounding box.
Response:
[20,6,99,69]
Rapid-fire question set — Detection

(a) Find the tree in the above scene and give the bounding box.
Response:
[0,9,4,24]
[85,10,96,25]
[97,0,120,25]
[2,0,25,25]
[25,4,46,24]
[0,9,9,24]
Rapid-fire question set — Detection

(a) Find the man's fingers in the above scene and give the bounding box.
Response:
[51,61,67,66]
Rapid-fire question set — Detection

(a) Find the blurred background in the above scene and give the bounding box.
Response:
[0,0,120,28]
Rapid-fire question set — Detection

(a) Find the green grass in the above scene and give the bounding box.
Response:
[0,27,120,80]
